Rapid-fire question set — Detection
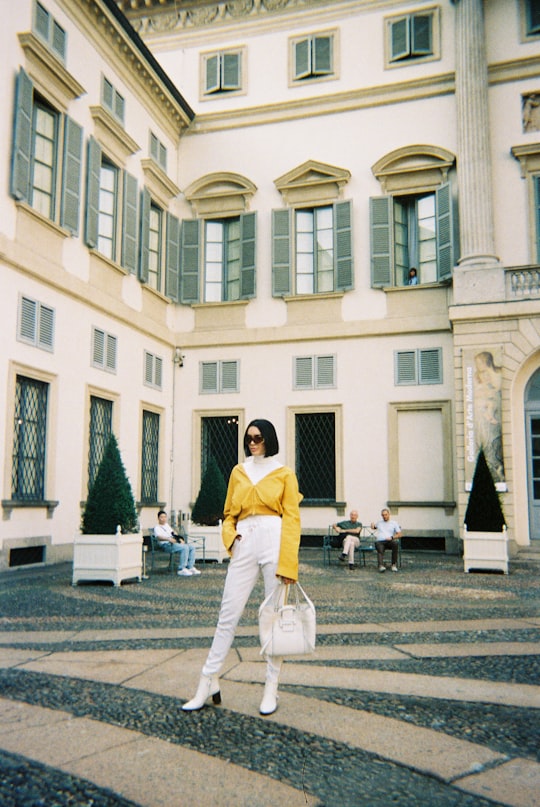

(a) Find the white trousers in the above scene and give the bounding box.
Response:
[202,515,283,682]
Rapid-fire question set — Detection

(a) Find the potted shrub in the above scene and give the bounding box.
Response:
[73,434,143,586]
[188,456,228,562]
[463,449,508,573]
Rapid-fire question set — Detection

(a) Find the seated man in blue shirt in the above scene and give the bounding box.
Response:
[332,510,362,570]
[153,510,200,576]
[371,508,402,573]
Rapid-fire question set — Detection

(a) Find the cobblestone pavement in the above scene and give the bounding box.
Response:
[0,548,539,807]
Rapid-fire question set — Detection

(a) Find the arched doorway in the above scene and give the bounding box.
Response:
[525,368,540,540]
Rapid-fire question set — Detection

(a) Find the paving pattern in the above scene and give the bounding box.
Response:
[0,548,539,806]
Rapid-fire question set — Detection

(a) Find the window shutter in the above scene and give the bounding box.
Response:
[155,356,163,388]
[93,328,105,366]
[272,209,292,296]
[144,351,154,385]
[60,116,82,235]
[370,196,393,287]
[165,212,180,301]
[121,171,138,273]
[205,55,220,93]
[115,92,125,124]
[201,361,218,393]
[84,137,101,249]
[240,212,256,298]
[395,350,417,385]
[139,188,151,283]
[150,133,159,163]
[390,16,409,60]
[535,176,540,263]
[38,305,54,350]
[436,183,453,280]
[52,21,67,61]
[313,36,332,75]
[180,219,201,303]
[316,355,335,387]
[411,14,432,55]
[419,348,442,384]
[222,52,240,90]
[294,38,310,79]
[295,357,313,389]
[35,3,50,41]
[106,334,117,371]
[20,297,37,343]
[102,78,114,111]
[221,360,238,392]
[10,68,33,203]
[334,200,353,290]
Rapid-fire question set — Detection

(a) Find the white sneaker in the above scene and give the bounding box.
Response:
[378,565,386,573]
[189,567,201,575]
[391,564,398,572]
[177,568,192,576]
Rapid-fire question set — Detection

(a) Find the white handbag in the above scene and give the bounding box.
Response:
[258,581,316,657]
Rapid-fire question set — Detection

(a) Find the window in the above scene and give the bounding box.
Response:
[141,410,160,504]
[295,411,336,503]
[291,32,335,83]
[148,203,163,291]
[370,185,453,287]
[18,296,54,351]
[200,415,239,489]
[33,1,66,62]
[102,76,125,124]
[84,137,139,273]
[92,328,117,372]
[10,68,82,234]
[200,361,239,394]
[294,355,336,389]
[150,132,167,172]
[395,348,442,385]
[386,8,438,65]
[138,189,180,299]
[272,201,352,296]
[202,50,243,96]
[88,396,113,492]
[144,351,163,389]
[535,176,540,262]
[523,0,540,37]
[180,213,256,304]
[12,375,48,501]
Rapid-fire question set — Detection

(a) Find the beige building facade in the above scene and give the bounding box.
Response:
[1,0,540,569]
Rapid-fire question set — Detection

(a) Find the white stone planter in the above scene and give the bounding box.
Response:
[72,532,143,586]
[463,526,509,574]
[188,520,228,563]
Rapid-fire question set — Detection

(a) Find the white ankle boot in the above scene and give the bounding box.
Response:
[182,674,221,711]
[259,680,279,715]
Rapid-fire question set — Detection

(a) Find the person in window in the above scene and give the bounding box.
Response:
[371,508,402,572]
[332,510,362,570]
[183,419,302,716]
[408,267,419,285]
[153,510,200,577]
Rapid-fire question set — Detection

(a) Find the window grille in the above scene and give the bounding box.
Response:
[88,396,112,492]
[201,415,239,485]
[11,376,48,501]
[141,410,159,503]
[295,412,335,501]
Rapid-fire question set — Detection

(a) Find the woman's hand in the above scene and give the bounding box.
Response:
[279,576,296,585]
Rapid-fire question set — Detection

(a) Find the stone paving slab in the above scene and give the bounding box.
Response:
[396,641,540,658]
[0,699,307,807]
[455,758,540,807]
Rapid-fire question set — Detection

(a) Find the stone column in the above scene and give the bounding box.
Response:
[453,0,503,302]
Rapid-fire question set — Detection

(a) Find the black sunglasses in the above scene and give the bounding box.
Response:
[246,434,264,444]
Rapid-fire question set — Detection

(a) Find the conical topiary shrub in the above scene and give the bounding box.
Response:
[81,434,138,534]
[191,455,227,526]
[464,449,506,532]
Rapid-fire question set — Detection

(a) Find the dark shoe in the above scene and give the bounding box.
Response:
[349,564,356,570]
[338,554,347,562]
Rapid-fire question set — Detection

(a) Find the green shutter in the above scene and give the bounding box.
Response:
[240,212,256,298]
[411,14,432,55]
[206,55,220,93]
[313,36,332,75]
[390,17,409,60]
[294,38,310,79]
[436,183,453,280]
[84,136,101,249]
[60,115,82,235]
[180,219,201,303]
[535,176,540,263]
[10,68,33,202]
[121,171,138,273]
[395,351,417,385]
[52,21,67,61]
[165,212,180,301]
[222,52,240,90]
[35,3,50,41]
[334,200,353,290]
[370,196,393,287]
[139,188,151,282]
[272,209,292,296]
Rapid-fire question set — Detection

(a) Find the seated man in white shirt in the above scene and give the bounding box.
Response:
[371,508,402,573]
[153,510,200,576]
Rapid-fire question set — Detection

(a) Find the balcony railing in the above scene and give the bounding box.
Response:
[506,266,540,299]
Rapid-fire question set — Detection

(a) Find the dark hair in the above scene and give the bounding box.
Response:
[157,509,167,518]
[243,419,279,457]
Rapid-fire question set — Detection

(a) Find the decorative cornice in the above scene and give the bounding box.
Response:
[184,171,257,215]
[90,105,140,164]
[141,158,181,204]
[18,31,86,111]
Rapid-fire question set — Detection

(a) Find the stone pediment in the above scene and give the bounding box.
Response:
[372,145,455,194]
[184,171,257,215]
[275,160,350,204]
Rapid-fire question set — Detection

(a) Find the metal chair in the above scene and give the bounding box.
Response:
[323,524,376,567]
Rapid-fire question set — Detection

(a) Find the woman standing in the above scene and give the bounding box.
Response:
[182,419,302,715]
